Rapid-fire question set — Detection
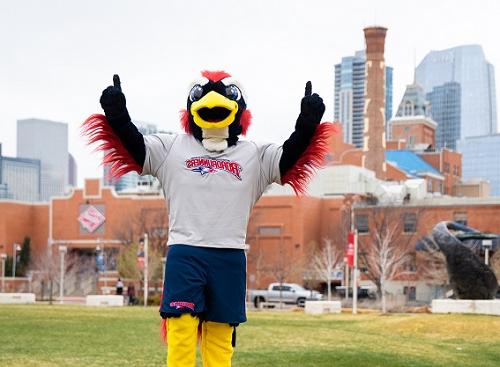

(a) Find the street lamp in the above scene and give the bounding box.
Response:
[482,239,493,265]
[143,234,149,307]
[59,245,67,304]
[1,253,7,292]
[12,243,21,278]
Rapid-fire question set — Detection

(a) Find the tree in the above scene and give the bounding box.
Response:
[311,238,342,301]
[357,205,420,313]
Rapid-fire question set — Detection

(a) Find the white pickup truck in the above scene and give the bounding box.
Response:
[248,283,323,307]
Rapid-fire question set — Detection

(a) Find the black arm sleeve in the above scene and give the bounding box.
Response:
[279,119,317,177]
[105,109,146,168]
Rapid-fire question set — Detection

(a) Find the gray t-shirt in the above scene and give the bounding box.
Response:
[142,134,282,250]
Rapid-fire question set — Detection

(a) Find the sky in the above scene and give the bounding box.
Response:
[1,0,499,186]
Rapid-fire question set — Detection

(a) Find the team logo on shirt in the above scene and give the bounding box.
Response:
[186,156,242,180]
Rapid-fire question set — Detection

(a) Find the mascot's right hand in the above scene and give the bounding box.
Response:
[100,74,127,117]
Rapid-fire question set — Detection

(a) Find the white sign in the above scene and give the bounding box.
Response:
[78,206,105,233]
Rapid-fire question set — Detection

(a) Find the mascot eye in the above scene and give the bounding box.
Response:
[189,85,204,102]
[226,85,242,101]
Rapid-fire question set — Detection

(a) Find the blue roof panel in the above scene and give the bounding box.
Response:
[386,150,442,177]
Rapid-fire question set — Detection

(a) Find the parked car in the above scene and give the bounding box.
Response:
[248,283,323,307]
[335,285,377,299]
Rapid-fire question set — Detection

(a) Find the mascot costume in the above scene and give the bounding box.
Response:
[83,71,335,367]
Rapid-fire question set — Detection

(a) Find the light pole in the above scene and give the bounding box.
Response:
[143,234,149,307]
[12,243,21,278]
[59,245,67,304]
[1,253,7,292]
[161,256,167,283]
[483,239,493,265]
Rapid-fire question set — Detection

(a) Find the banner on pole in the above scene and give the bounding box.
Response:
[347,231,355,268]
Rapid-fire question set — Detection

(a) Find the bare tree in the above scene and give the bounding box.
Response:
[358,205,420,313]
[31,246,83,302]
[311,238,342,301]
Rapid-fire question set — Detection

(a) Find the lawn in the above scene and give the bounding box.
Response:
[0,305,499,367]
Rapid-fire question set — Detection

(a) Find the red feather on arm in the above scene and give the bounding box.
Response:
[81,114,143,179]
[281,122,338,195]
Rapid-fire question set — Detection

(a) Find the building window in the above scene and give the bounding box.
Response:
[443,162,450,173]
[403,213,417,233]
[453,212,467,226]
[404,286,417,301]
[427,179,433,192]
[355,215,369,233]
[405,253,417,272]
[258,226,282,236]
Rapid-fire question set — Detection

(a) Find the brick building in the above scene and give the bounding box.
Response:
[1,179,499,302]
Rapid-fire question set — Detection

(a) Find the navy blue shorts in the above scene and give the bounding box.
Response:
[160,244,247,325]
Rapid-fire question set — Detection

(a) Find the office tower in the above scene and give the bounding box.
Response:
[0,143,41,201]
[426,82,461,149]
[334,51,393,148]
[457,134,500,196]
[68,153,78,187]
[17,119,68,201]
[416,45,498,140]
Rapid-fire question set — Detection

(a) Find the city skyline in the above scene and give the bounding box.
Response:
[1,0,499,186]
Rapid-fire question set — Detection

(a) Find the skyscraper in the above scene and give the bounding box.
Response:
[17,119,68,201]
[0,143,41,201]
[68,153,78,187]
[457,134,500,196]
[426,82,461,150]
[334,50,393,147]
[416,45,498,140]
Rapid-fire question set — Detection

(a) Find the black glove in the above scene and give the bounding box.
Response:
[100,74,127,118]
[296,81,325,129]
[279,81,326,177]
[96,75,146,167]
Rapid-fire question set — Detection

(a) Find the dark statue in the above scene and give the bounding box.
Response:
[416,221,498,300]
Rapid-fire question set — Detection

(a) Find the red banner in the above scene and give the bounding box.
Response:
[347,231,355,267]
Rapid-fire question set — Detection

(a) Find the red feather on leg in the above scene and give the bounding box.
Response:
[281,123,338,195]
[81,114,142,179]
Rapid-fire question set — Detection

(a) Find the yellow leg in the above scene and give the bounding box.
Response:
[166,314,199,367]
[201,321,234,367]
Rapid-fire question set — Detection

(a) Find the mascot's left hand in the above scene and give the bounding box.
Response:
[297,81,325,129]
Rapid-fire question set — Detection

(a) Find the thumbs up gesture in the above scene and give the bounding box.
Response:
[299,81,325,126]
[100,74,127,118]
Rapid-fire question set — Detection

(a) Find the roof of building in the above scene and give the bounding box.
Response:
[386,150,443,179]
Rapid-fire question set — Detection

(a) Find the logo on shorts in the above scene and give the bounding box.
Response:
[186,157,242,180]
[170,301,195,311]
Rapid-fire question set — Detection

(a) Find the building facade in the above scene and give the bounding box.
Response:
[334,51,393,148]
[0,143,41,202]
[17,119,69,201]
[457,134,500,196]
[416,45,498,140]
[426,82,461,149]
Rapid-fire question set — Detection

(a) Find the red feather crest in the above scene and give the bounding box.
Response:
[201,70,231,82]
[282,123,338,195]
[81,114,142,180]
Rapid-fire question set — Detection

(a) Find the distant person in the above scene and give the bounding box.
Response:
[127,282,136,305]
[116,278,124,295]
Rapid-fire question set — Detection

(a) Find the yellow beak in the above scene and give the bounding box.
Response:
[190,91,239,129]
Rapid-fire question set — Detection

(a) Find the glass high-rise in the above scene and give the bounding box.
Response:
[334,50,393,147]
[0,144,41,201]
[416,45,498,140]
[17,119,68,201]
[457,134,500,196]
[426,82,461,150]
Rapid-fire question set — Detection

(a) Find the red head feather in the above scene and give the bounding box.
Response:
[201,70,231,82]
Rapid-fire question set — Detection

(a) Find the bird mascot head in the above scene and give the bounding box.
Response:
[180,70,252,152]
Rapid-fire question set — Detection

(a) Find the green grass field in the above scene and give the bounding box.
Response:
[0,305,499,367]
